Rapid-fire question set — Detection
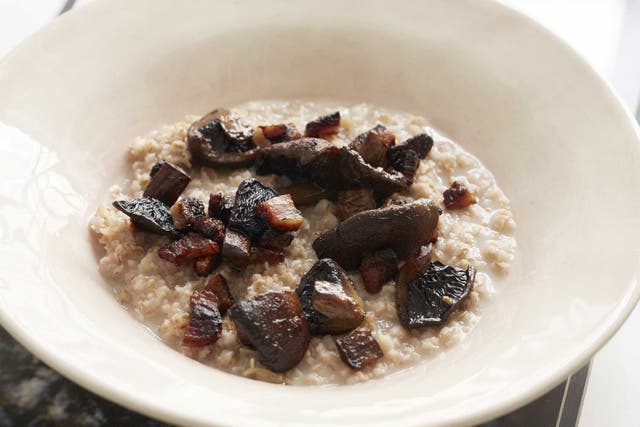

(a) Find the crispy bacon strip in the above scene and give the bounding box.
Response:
[257,194,303,231]
[205,273,234,315]
[443,181,476,210]
[260,123,302,143]
[191,216,225,242]
[335,327,383,369]
[171,197,205,230]
[158,233,220,265]
[183,290,222,347]
[304,112,340,138]
[359,249,398,294]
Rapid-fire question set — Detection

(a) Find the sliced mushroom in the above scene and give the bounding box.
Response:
[304,111,340,138]
[256,229,294,250]
[205,273,234,315]
[222,229,251,259]
[276,183,336,206]
[256,138,331,179]
[112,197,178,236]
[229,292,310,372]
[171,196,205,230]
[349,125,395,167]
[183,290,223,347]
[387,145,420,184]
[336,189,376,221]
[260,123,302,143]
[401,133,433,158]
[313,199,440,269]
[359,249,398,294]
[191,216,225,242]
[334,327,383,369]
[208,192,234,224]
[158,233,220,265]
[396,261,475,329]
[257,194,303,231]
[396,245,433,289]
[144,161,191,206]
[187,109,258,168]
[443,181,476,210]
[228,178,279,240]
[295,259,364,335]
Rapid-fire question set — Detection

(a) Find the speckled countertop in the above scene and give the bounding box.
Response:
[0,327,169,427]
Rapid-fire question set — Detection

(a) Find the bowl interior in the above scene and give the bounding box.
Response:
[1,0,639,426]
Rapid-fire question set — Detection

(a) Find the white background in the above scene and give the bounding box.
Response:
[0,0,638,425]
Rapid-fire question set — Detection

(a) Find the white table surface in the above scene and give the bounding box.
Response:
[1,0,638,425]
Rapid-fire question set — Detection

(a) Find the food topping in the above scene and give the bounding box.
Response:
[183,290,223,347]
[443,181,476,210]
[359,249,398,294]
[208,192,234,224]
[304,111,341,138]
[194,255,218,277]
[276,183,336,206]
[229,292,310,372]
[171,196,205,230]
[260,123,302,143]
[336,189,376,221]
[205,273,234,315]
[335,328,383,369]
[348,124,395,168]
[228,178,279,240]
[222,229,251,259]
[112,197,178,236]
[396,261,475,329]
[296,259,364,335]
[190,216,226,242]
[257,194,303,231]
[313,199,440,269]
[144,161,191,206]
[158,233,220,265]
[256,229,294,250]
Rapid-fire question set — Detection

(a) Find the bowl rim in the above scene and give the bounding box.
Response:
[1,0,639,425]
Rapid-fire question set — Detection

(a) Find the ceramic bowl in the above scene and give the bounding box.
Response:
[1,0,639,425]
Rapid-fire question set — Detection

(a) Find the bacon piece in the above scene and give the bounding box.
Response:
[257,194,303,231]
[191,216,225,242]
[260,123,302,143]
[304,112,340,138]
[158,233,220,265]
[349,125,396,167]
[443,181,476,210]
[171,197,205,230]
[205,273,234,315]
[335,327,383,369]
[194,254,220,277]
[182,290,223,347]
[229,247,285,267]
[208,192,234,224]
[143,161,191,206]
[359,249,398,294]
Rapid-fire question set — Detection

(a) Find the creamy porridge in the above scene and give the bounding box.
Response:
[90,101,516,385]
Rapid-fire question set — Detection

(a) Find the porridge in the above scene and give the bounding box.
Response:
[90,101,516,385]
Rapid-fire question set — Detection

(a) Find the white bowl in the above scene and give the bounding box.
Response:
[1,0,639,425]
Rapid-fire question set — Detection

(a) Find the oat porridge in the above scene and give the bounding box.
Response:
[90,101,516,385]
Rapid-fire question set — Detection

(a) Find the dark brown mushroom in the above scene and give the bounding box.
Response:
[348,125,395,167]
[112,197,178,237]
[401,133,433,158]
[295,259,364,335]
[158,233,220,265]
[222,229,251,259]
[191,216,225,243]
[171,196,205,230]
[205,273,234,315]
[260,123,302,143]
[313,199,440,269]
[144,162,191,206]
[359,249,398,294]
[227,178,279,240]
[256,229,294,250]
[334,327,383,369]
[256,138,331,180]
[387,145,420,184]
[443,181,476,210]
[396,245,433,289]
[183,290,223,347]
[229,292,310,372]
[336,189,376,221]
[208,192,234,224]
[304,111,340,138]
[257,194,303,231]
[275,183,336,206]
[396,261,475,329]
[187,109,258,168]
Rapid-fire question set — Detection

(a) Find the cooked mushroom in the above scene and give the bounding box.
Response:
[194,255,219,277]
[257,194,303,231]
[359,249,398,294]
[205,273,234,315]
[144,161,191,206]
[257,139,408,197]
[229,247,285,267]
[171,196,205,230]
[158,233,220,265]
[183,290,223,347]
[222,229,251,258]
[229,292,310,372]
[387,145,420,184]
[443,181,476,210]
[275,183,336,206]
[260,123,302,143]
[348,125,395,167]
[336,189,376,221]
[401,133,433,158]
[396,261,475,329]
[295,259,364,335]
[334,327,383,369]
[396,245,433,289]
[187,109,258,168]
[256,229,294,250]
[313,199,440,269]
[112,197,178,236]
[208,192,234,224]
[304,111,340,138]
[191,216,225,242]
[227,178,279,240]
